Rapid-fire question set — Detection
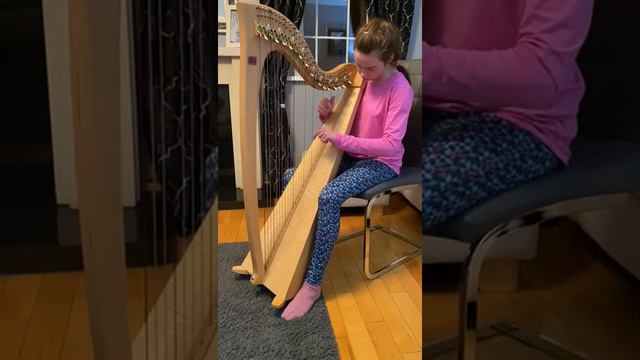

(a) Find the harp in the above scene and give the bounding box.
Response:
[232,2,364,308]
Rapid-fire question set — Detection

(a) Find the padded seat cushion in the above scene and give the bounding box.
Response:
[354,166,421,200]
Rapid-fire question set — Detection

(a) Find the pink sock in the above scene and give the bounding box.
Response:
[281,282,321,321]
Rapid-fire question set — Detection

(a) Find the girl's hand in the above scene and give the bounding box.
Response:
[314,128,338,144]
[317,96,336,123]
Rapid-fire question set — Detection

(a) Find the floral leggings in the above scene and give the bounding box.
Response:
[422,109,562,230]
[283,156,396,286]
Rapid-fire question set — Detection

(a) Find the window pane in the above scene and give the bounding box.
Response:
[302,0,316,36]
[304,37,317,59]
[318,0,347,37]
[318,38,346,70]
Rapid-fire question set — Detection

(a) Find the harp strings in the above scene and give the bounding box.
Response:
[254,5,344,271]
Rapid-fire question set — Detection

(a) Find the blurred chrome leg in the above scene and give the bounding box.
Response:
[458,230,500,360]
[426,322,595,359]
[338,187,421,280]
[364,190,421,279]
[455,193,632,359]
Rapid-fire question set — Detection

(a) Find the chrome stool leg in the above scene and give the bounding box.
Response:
[425,203,621,359]
[338,187,421,280]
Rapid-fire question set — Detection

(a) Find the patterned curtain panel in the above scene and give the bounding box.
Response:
[350,0,367,38]
[350,0,415,59]
[259,0,305,200]
[131,0,217,242]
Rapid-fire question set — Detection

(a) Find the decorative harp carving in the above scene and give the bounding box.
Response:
[232,2,363,308]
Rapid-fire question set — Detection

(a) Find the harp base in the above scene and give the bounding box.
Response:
[271,296,286,309]
[231,263,262,285]
[231,254,300,309]
[231,251,254,278]
[231,265,250,275]
[231,265,288,309]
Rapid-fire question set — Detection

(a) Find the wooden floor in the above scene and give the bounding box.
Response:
[218,194,424,360]
[425,219,640,360]
[0,252,213,360]
[0,266,175,360]
[4,207,640,359]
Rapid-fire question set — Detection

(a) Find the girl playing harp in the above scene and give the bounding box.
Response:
[281,19,413,320]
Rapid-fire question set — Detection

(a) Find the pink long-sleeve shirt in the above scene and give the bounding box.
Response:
[423,0,594,164]
[332,71,413,174]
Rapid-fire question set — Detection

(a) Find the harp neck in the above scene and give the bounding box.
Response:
[238,2,362,90]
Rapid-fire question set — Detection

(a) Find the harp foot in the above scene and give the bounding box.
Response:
[250,275,261,285]
[271,296,286,309]
[231,265,250,275]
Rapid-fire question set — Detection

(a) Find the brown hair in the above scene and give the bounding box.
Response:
[354,19,411,85]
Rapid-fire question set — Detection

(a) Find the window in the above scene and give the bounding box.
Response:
[301,0,355,71]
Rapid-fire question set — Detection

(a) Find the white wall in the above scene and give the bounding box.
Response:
[572,202,640,280]
[218,0,224,18]
[42,0,76,206]
[42,0,137,208]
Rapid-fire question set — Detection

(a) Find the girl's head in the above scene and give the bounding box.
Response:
[354,19,410,84]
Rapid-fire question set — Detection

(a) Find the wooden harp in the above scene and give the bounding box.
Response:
[232,2,364,308]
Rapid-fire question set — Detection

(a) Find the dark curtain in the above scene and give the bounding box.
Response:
[350,0,416,59]
[131,0,217,246]
[259,0,305,200]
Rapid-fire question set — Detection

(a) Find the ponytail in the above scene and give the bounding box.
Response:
[397,64,411,86]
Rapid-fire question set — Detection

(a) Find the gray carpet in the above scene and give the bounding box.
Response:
[218,242,339,360]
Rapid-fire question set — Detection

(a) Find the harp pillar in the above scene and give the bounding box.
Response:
[218,0,262,191]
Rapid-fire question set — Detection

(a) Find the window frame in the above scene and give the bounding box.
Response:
[289,0,356,81]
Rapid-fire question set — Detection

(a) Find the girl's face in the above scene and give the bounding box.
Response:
[354,50,392,83]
